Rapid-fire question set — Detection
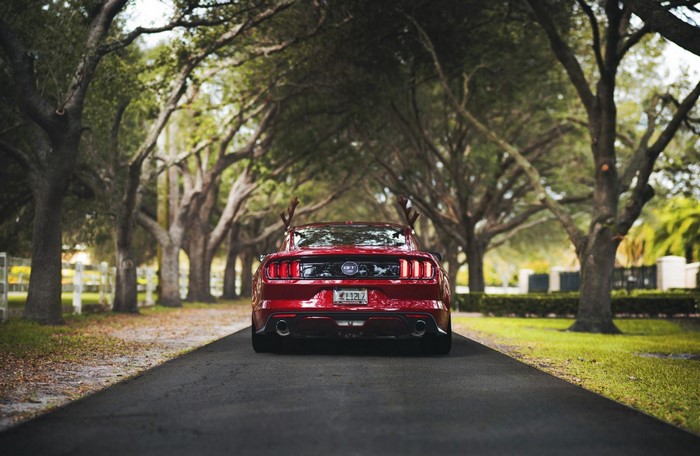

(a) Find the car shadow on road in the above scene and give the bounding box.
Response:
[262,334,480,358]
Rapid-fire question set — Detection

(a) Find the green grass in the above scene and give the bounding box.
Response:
[7,292,150,309]
[0,317,131,360]
[0,300,244,359]
[454,317,700,435]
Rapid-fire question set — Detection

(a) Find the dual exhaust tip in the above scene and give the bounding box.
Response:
[276,320,290,337]
[276,318,427,337]
[413,320,427,337]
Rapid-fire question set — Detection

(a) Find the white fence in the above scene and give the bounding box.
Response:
[0,252,230,322]
[0,253,158,321]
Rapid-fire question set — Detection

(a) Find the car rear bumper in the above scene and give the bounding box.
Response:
[253,308,449,340]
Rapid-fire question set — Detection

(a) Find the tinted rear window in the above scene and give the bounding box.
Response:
[293,226,406,248]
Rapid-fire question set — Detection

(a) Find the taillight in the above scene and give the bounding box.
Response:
[279,261,289,278]
[399,258,435,279]
[399,259,410,278]
[266,260,302,279]
[290,260,301,278]
[267,262,278,279]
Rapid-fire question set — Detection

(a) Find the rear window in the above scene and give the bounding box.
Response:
[293,225,406,248]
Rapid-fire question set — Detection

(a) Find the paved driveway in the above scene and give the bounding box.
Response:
[2,329,698,455]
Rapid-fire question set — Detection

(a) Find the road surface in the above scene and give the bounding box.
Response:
[2,329,698,455]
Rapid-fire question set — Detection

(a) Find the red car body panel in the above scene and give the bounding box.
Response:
[251,222,452,352]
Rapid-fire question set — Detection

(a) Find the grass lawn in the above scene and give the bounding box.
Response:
[7,292,149,308]
[453,317,700,435]
[0,300,248,359]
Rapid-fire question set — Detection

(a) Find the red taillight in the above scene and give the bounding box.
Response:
[412,260,421,278]
[424,261,433,278]
[399,258,435,279]
[291,260,301,278]
[399,259,410,278]
[267,262,277,279]
[279,261,289,278]
[266,260,302,280]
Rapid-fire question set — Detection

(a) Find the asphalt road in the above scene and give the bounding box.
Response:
[2,329,698,455]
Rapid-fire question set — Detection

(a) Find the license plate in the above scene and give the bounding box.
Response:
[333,288,368,305]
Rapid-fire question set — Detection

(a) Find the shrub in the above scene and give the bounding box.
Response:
[453,293,484,312]
[459,292,699,317]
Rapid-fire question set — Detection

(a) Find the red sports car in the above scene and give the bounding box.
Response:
[251,221,452,354]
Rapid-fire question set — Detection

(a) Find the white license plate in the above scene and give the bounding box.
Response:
[333,288,368,305]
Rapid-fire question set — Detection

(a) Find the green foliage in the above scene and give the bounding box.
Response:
[622,197,700,265]
[456,292,699,317]
[453,293,484,312]
[453,317,700,434]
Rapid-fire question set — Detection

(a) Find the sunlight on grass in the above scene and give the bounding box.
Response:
[453,317,700,435]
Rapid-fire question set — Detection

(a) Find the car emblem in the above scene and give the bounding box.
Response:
[341,261,359,276]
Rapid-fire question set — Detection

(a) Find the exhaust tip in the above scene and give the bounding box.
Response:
[276,319,290,337]
[413,320,427,336]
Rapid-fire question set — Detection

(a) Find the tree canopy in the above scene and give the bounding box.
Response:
[1,0,698,332]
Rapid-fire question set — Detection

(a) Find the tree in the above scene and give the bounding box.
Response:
[524,0,700,332]
[401,0,699,332]
[367,68,585,292]
[623,0,700,56]
[111,1,298,312]
[342,3,590,292]
[0,0,293,321]
[0,0,133,324]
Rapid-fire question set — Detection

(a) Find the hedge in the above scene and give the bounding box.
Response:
[453,292,698,317]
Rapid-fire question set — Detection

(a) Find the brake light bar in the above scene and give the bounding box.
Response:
[266,260,302,280]
[399,258,435,279]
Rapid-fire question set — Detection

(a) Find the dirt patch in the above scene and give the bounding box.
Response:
[0,303,251,431]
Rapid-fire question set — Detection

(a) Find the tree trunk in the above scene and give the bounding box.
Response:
[222,226,240,299]
[466,245,485,293]
[113,222,139,313]
[465,224,486,293]
[239,248,254,298]
[186,225,214,303]
[569,232,621,333]
[444,249,459,298]
[160,242,181,307]
[23,176,66,324]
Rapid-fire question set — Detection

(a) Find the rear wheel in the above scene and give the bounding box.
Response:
[421,318,452,355]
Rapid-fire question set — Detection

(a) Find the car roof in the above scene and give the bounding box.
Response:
[291,222,409,230]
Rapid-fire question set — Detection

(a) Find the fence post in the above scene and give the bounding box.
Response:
[179,269,188,299]
[110,267,117,308]
[99,262,108,306]
[73,262,83,315]
[146,268,155,306]
[518,269,533,294]
[656,256,686,290]
[549,267,564,292]
[0,253,7,322]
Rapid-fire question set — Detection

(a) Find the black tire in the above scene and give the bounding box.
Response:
[421,318,452,355]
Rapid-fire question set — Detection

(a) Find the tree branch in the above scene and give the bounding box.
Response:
[618,79,700,233]
[0,20,58,129]
[623,0,700,56]
[526,0,596,116]
[409,15,587,251]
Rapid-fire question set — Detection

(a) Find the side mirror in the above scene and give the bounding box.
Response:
[259,253,271,262]
[430,252,443,263]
